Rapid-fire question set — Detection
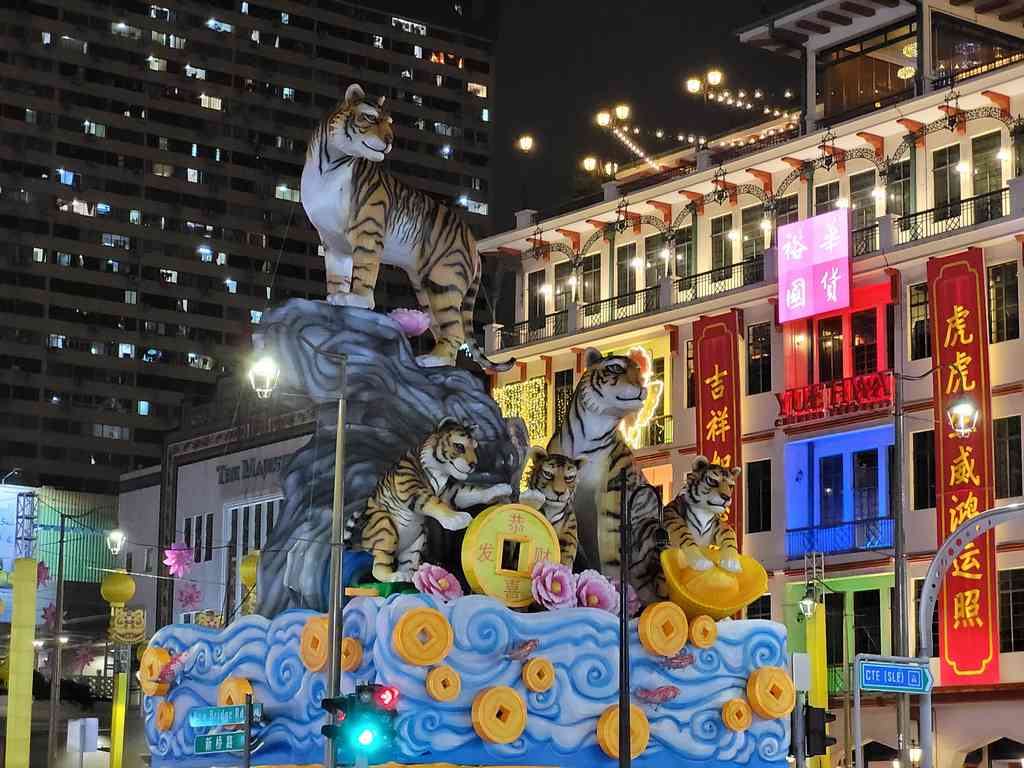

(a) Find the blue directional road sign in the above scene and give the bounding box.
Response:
[859,660,933,694]
[188,703,263,728]
[194,731,247,754]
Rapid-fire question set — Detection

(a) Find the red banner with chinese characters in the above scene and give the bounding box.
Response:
[694,310,744,550]
[928,247,1000,685]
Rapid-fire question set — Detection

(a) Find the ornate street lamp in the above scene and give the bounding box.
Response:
[947,394,980,438]
[106,529,127,556]
[248,355,281,400]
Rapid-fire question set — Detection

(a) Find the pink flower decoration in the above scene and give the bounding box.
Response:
[163,542,194,578]
[68,647,96,674]
[37,561,51,588]
[412,564,464,602]
[531,560,577,611]
[615,581,641,618]
[389,308,432,337]
[576,570,618,613]
[177,582,202,611]
[42,602,60,632]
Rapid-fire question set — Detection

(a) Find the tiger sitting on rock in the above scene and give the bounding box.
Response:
[346,418,512,582]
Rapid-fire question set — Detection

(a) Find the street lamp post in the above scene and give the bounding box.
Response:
[516,133,535,211]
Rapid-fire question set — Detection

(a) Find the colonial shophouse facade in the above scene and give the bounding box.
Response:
[480,2,1024,764]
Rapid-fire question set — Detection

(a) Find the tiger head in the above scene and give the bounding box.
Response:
[320,83,394,162]
[526,447,583,507]
[576,347,647,418]
[422,418,479,481]
[687,455,742,510]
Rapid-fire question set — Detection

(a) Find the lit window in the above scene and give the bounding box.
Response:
[187,168,200,183]
[56,252,72,267]
[96,202,111,215]
[240,1,249,13]
[152,162,173,177]
[481,108,489,122]
[150,5,173,21]
[57,168,78,186]
[439,144,452,159]
[151,30,167,45]
[105,259,120,273]
[225,278,237,294]
[137,400,151,416]
[41,32,51,46]
[110,22,141,39]
[435,74,443,87]
[160,269,178,283]
[197,245,213,262]
[118,343,135,359]
[83,120,106,137]
[275,184,301,203]
[391,16,427,35]
[130,209,142,225]
[25,108,37,124]
[178,298,189,312]
[466,199,488,216]
[199,94,222,110]
[185,64,206,80]
[59,35,88,54]
[250,309,263,324]
[169,34,186,49]
[373,34,384,48]
[250,30,260,44]
[146,56,167,72]
[467,82,488,98]
[281,11,289,23]
[102,233,130,249]
[282,87,295,102]
[401,69,412,80]
[206,18,233,33]
[414,45,423,59]
[61,199,94,216]
[125,289,137,304]
[216,252,226,266]
[48,334,65,349]
[32,247,46,263]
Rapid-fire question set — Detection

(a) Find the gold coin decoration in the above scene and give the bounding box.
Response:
[722,698,753,732]
[471,686,528,744]
[425,665,461,702]
[522,657,555,693]
[155,700,175,732]
[638,601,689,657]
[392,608,454,666]
[299,615,329,672]
[747,666,796,719]
[596,703,650,759]
[341,636,363,673]
[689,614,718,649]
[138,646,171,697]
[217,677,254,707]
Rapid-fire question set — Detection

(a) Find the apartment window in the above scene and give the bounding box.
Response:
[850,170,877,229]
[686,340,695,408]
[527,270,546,326]
[994,415,1023,499]
[147,56,167,72]
[118,343,135,359]
[933,144,962,221]
[250,310,263,324]
[854,590,882,655]
[852,309,877,375]
[912,430,936,510]
[710,214,733,281]
[579,253,600,306]
[644,235,669,287]
[775,194,799,228]
[553,261,573,312]
[746,594,771,621]
[199,94,223,111]
[740,204,765,260]
[137,400,150,416]
[275,184,301,203]
[184,64,206,80]
[887,159,912,218]
[825,591,845,665]
[747,322,772,395]
[554,369,574,433]
[746,459,771,534]
[815,181,840,215]
[282,87,296,102]
[914,579,940,657]
[853,449,879,520]
[160,269,178,283]
[466,199,488,216]
[48,334,66,350]
[153,162,173,177]
[1000,568,1024,652]
[674,226,694,281]
[972,132,1004,223]
[102,233,130,249]
[818,316,844,383]
[186,168,201,184]
[83,120,106,137]
[909,283,931,360]
[616,243,638,298]
[33,247,46,263]
[25,108,37,124]
[56,168,77,186]
[206,18,233,32]
[467,82,488,98]
[224,278,238,294]
[820,454,843,526]
[144,547,154,573]
[988,262,1019,343]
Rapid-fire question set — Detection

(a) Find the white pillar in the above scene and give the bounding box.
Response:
[484,323,503,355]
[1009,176,1024,218]
[514,209,537,229]
[877,214,894,252]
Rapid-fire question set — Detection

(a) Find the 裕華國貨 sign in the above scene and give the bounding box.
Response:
[777,208,851,323]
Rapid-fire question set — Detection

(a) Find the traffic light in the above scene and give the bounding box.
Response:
[805,706,837,757]
[321,684,399,765]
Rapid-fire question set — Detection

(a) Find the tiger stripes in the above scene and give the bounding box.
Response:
[523,448,583,568]
[663,456,743,573]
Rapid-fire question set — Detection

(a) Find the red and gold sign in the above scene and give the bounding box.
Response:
[694,310,744,548]
[928,248,999,685]
[775,371,893,426]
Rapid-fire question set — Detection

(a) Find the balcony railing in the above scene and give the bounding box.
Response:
[816,87,916,130]
[852,222,879,257]
[632,414,673,449]
[499,310,568,348]
[785,516,894,559]
[674,254,765,306]
[932,51,1024,89]
[895,187,1010,246]
[579,285,660,331]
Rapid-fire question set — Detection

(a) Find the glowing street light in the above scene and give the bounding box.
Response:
[685,77,702,94]
[947,394,979,438]
[248,355,281,400]
[706,68,723,86]
[582,156,597,172]
[798,585,817,618]
[106,529,127,556]
[614,103,630,121]
[596,111,611,127]
[516,134,534,153]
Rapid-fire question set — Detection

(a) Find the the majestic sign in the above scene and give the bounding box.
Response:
[777,208,851,323]
[928,248,999,685]
[694,310,744,548]
[775,371,893,426]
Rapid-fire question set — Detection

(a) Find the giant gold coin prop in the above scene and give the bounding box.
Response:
[299,615,329,672]
[660,546,768,620]
[425,665,461,702]
[341,637,363,673]
[138,646,171,696]
[155,701,175,732]
[218,677,254,707]
[638,601,688,657]
[722,698,752,732]
[747,666,796,719]
[392,607,453,666]
[461,503,560,608]
[596,703,650,759]
[471,686,527,744]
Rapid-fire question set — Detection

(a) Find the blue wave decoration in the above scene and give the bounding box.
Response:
[145,598,789,768]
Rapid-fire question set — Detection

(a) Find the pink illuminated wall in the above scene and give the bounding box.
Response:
[776,208,851,323]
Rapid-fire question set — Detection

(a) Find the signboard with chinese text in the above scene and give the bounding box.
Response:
[694,311,744,550]
[928,248,1000,685]
[194,731,246,754]
[777,208,851,322]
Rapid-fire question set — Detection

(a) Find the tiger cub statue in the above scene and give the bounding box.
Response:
[347,418,513,582]
[664,455,742,573]
[519,447,583,568]
[301,83,510,371]
[546,348,687,603]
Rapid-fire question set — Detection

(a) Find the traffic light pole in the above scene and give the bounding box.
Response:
[243,693,253,768]
[793,691,806,768]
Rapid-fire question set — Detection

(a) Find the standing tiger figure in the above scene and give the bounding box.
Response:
[301,83,510,370]
[346,418,512,583]
[664,456,742,573]
[546,348,686,603]
[519,447,584,568]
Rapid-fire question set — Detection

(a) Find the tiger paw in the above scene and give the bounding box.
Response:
[416,353,454,368]
[484,483,513,503]
[519,489,546,510]
[719,555,742,573]
[437,510,473,531]
[689,555,714,572]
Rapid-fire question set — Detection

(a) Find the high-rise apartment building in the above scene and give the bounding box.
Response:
[0,0,496,493]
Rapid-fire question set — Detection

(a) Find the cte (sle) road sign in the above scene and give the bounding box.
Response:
[859,660,933,694]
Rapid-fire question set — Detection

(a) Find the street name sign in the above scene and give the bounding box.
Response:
[859,660,933,694]
[189,703,263,728]
[194,731,247,754]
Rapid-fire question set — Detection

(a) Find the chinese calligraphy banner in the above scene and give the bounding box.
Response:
[694,310,744,550]
[777,208,851,322]
[928,247,999,686]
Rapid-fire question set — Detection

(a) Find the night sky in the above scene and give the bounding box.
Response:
[489,1,802,232]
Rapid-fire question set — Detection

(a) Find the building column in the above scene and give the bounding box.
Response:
[908,141,919,214]
[805,165,816,219]
[804,46,816,134]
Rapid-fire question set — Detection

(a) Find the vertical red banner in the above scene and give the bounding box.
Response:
[928,247,1000,685]
[694,310,744,550]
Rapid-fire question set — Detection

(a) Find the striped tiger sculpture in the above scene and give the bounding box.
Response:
[664,456,742,573]
[546,348,687,603]
[301,83,510,370]
[519,447,583,568]
[346,418,513,583]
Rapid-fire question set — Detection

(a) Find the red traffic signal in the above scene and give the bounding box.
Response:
[373,685,399,711]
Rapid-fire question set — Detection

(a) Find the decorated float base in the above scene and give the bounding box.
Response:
[142,594,792,768]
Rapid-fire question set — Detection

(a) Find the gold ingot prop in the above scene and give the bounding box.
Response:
[218,677,254,707]
[341,637,363,673]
